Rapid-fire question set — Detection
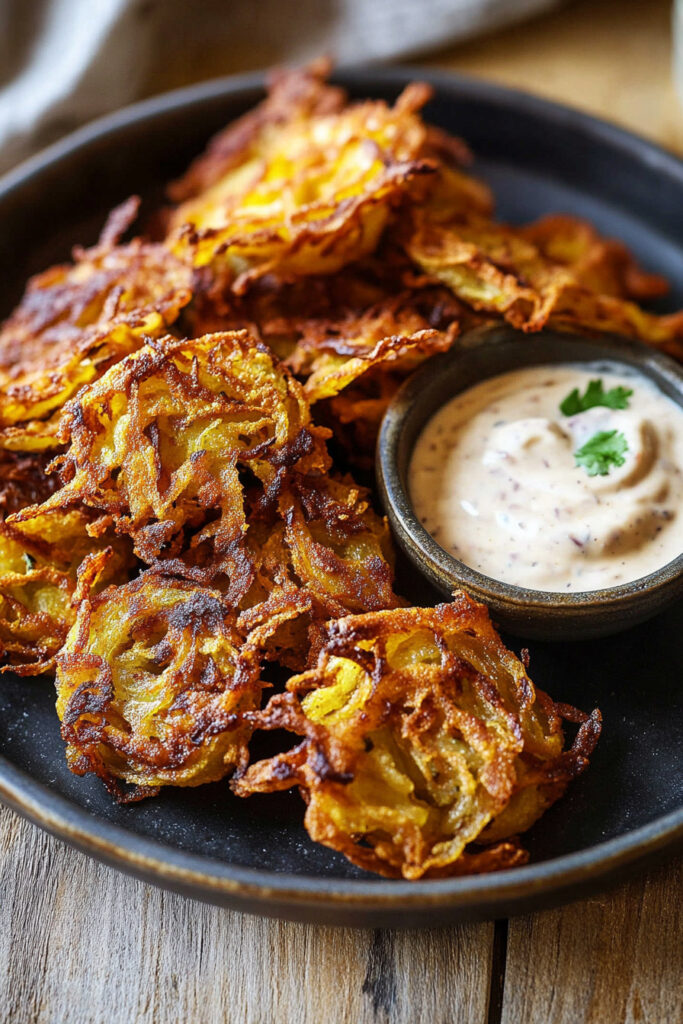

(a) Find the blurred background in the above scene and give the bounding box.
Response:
[0,0,681,174]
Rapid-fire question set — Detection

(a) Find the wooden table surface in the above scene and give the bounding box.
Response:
[1,1,682,1021]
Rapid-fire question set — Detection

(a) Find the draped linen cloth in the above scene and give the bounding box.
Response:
[0,0,560,173]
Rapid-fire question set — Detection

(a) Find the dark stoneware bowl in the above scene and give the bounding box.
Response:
[378,326,683,640]
[0,69,682,926]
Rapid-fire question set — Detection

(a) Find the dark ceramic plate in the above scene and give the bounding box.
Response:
[0,68,681,927]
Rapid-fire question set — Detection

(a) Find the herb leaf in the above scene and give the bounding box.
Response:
[560,378,633,416]
[574,429,628,476]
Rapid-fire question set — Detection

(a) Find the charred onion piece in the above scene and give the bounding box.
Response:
[167,79,438,291]
[0,510,132,675]
[56,565,263,800]
[13,331,329,590]
[235,595,601,879]
[0,199,192,449]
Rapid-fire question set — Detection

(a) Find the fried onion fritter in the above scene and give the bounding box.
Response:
[168,78,437,291]
[292,302,456,404]
[0,510,132,675]
[234,595,601,879]
[14,331,329,588]
[279,473,400,619]
[237,472,400,671]
[168,58,347,204]
[405,214,683,358]
[182,258,467,466]
[519,215,669,302]
[0,198,193,445]
[56,566,262,799]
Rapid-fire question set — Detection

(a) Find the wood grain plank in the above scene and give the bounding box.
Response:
[501,856,683,1024]
[0,806,494,1024]
[427,0,683,156]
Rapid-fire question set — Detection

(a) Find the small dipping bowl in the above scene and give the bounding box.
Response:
[377,325,683,640]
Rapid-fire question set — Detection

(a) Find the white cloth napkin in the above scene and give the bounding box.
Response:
[0,0,560,174]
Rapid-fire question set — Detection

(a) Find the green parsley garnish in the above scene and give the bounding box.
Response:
[560,378,633,417]
[574,429,628,477]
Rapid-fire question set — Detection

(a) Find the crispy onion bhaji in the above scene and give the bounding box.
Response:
[0,511,132,675]
[167,71,438,291]
[14,331,330,586]
[234,595,601,879]
[519,215,669,302]
[183,256,469,467]
[279,474,398,618]
[168,58,347,203]
[405,210,683,359]
[0,197,192,451]
[55,565,263,799]
[239,472,400,670]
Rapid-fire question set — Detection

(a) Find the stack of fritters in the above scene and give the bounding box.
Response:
[5,59,679,877]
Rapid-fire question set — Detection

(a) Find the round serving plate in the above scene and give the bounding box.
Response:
[0,67,681,928]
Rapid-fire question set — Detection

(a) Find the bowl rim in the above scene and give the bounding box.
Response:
[377,326,683,611]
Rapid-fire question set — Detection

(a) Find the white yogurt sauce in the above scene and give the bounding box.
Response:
[409,362,683,592]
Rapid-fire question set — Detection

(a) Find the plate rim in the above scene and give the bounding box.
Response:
[0,64,681,923]
[2,63,681,200]
[1,751,682,913]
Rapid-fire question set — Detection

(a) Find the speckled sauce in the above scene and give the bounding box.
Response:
[409,362,683,592]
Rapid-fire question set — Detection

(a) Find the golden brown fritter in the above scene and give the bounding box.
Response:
[0,440,131,675]
[0,510,132,675]
[167,77,437,291]
[168,58,347,204]
[405,212,683,358]
[56,564,263,799]
[14,331,330,588]
[234,470,401,672]
[234,595,601,879]
[519,214,669,302]
[0,197,193,449]
[278,473,400,620]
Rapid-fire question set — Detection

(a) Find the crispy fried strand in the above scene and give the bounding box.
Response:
[0,511,132,674]
[56,566,263,799]
[14,332,329,590]
[237,472,400,670]
[0,200,192,445]
[168,76,437,290]
[0,449,60,517]
[235,596,601,879]
[406,213,683,358]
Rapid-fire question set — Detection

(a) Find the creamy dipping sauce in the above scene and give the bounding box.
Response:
[409,362,683,592]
